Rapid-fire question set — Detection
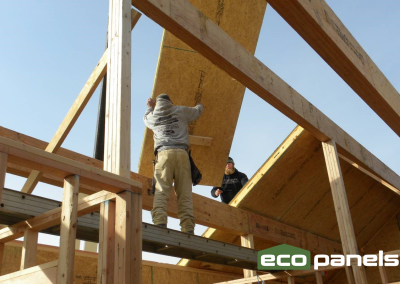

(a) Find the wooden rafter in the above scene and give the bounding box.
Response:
[267,0,400,137]
[131,0,400,194]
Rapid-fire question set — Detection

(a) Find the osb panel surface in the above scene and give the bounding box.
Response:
[139,0,267,186]
[236,130,400,246]
[185,127,400,275]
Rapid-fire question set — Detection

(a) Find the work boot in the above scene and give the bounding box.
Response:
[156,224,167,228]
[186,230,194,235]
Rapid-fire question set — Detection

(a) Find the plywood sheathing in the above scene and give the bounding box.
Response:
[138,0,267,185]
[182,126,400,277]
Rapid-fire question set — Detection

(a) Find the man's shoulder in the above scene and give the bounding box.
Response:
[235,169,247,177]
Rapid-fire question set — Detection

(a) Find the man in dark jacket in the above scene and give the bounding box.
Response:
[211,157,248,204]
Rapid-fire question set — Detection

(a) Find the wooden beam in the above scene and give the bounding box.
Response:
[0,136,141,194]
[20,230,38,270]
[131,8,141,28]
[288,276,295,284]
[267,0,400,137]
[189,135,212,147]
[0,190,117,243]
[0,260,58,284]
[0,152,7,201]
[114,191,142,284]
[131,0,400,194]
[0,127,342,256]
[57,175,79,284]
[240,234,255,284]
[322,140,367,284]
[378,266,388,284]
[315,271,323,284]
[20,8,142,195]
[98,201,116,284]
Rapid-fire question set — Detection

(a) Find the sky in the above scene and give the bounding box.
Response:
[0,0,399,264]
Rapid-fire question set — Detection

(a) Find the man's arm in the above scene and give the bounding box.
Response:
[183,104,204,123]
[241,173,249,187]
[211,187,222,198]
[143,98,155,128]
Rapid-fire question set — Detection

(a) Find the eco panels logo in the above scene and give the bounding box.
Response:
[258,244,311,270]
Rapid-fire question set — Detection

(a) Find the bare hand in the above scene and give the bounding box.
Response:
[215,189,223,196]
[147,98,155,108]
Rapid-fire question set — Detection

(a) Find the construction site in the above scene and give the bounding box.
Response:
[0,0,400,283]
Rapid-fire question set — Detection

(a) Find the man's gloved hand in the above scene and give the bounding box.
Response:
[147,98,155,108]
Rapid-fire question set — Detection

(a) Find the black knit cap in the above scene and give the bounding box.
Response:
[157,93,172,102]
[227,157,234,164]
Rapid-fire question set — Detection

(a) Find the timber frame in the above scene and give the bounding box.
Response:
[0,0,399,284]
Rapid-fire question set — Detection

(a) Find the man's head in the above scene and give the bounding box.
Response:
[225,157,235,175]
[156,93,172,103]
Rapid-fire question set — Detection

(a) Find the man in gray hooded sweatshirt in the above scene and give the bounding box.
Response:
[144,94,204,234]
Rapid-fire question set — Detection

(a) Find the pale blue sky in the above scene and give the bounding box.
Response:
[0,1,399,264]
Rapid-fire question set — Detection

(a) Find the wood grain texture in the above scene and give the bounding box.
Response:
[114,191,142,284]
[57,175,79,284]
[138,0,267,186]
[97,201,115,284]
[0,260,58,284]
[267,0,400,137]
[104,0,132,178]
[131,0,400,194]
[20,230,38,270]
[322,140,367,284]
[240,234,255,283]
[0,152,7,202]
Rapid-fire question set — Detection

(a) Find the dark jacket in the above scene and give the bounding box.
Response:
[211,169,248,204]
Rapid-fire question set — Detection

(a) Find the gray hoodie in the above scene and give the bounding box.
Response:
[144,98,204,152]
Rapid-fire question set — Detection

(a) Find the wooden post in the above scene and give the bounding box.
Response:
[98,201,116,284]
[114,191,142,284]
[240,234,256,283]
[315,271,323,284]
[322,140,368,284]
[20,230,38,270]
[104,0,132,178]
[0,152,7,201]
[102,0,142,283]
[288,276,295,284]
[0,243,4,274]
[57,175,79,284]
[378,266,388,284]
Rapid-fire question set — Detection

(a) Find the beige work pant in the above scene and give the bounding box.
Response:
[152,149,195,232]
